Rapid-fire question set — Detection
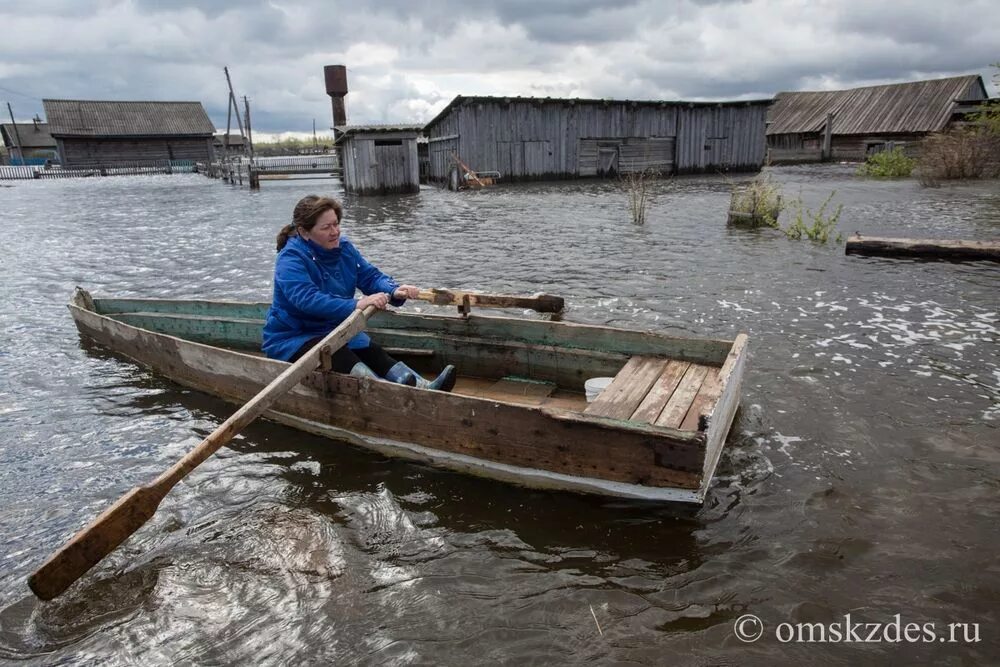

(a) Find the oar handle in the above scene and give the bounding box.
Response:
[28,305,376,601]
[415,289,564,314]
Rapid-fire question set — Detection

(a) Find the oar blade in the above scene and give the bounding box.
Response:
[28,485,164,601]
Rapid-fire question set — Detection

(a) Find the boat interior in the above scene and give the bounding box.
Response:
[89,298,732,433]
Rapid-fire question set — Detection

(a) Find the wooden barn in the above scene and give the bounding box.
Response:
[421,95,771,183]
[766,75,988,163]
[335,124,422,195]
[43,99,216,167]
[1,120,58,162]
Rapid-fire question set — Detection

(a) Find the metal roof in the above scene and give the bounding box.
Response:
[0,122,56,149]
[424,94,774,132]
[44,99,215,137]
[766,75,987,136]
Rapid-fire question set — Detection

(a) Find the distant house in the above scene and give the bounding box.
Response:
[422,95,772,183]
[766,75,988,163]
[0,120,58,162]
[335,124,422,195]
[213,133,246,155]
[43,99,216,167]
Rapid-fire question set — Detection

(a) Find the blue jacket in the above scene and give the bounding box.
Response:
[262,235,403,361]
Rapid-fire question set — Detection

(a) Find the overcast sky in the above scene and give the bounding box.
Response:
[1,0,997,136]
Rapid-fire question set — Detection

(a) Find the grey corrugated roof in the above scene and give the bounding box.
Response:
[424,94,773,132]
[44,99,215,137]
[0,122,56,149]
[333,124,422,143]
[767,75,987,136]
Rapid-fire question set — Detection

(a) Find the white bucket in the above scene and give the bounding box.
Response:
[584,377,614,403]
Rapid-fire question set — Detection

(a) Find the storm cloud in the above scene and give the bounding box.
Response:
[0,0,996,134]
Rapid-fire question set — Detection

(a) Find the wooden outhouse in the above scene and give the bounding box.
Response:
[335,124,422,195]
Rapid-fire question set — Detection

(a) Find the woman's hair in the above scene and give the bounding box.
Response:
[276,195,343,251]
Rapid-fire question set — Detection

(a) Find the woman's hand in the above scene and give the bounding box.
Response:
[393,285,419,300]
[357,292,390,310]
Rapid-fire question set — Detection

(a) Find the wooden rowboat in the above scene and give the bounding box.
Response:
[69,289,748,503]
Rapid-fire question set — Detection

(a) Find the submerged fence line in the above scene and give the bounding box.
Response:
[0,160,198,181]
[200,153,342,190]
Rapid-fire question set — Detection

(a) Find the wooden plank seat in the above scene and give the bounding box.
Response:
[585,355,723,431]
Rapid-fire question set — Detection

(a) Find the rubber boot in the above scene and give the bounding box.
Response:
[384,361,417,386]
[400,362,457,392]
[348,361,381,381]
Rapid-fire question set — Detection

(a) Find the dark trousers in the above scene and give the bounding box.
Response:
[290,338,398,376]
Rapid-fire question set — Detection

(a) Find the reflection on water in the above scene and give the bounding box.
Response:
[0,166,998,663]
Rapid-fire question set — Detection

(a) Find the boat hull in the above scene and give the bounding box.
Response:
[69,294,747,503]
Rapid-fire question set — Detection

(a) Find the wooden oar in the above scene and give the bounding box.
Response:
[415,288,564,314]
[28,305,378,601]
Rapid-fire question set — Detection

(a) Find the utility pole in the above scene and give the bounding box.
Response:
[6,102,24,163]
[242,96,254,160]
[223,66,247,155]
[243,95,258,190]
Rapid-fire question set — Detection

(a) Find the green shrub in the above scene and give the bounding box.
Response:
[783,192,843,243]
[728,172,783,227]
[856,147,916,178]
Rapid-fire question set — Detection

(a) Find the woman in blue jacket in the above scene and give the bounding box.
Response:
[262,195,455,391]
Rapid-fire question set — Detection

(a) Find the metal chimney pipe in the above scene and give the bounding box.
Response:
[324,65,348,127]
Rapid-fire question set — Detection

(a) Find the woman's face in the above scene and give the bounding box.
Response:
[304,209,341,250]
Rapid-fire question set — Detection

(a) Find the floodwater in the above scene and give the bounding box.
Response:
[0,165,997,664]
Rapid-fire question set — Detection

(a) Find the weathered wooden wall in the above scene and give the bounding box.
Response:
[767,132,927,163]
[425,99,769,182]
[341,133,420,195]
[57,137,213,167]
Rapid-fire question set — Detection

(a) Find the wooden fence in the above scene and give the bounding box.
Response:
[201,154,342,189]
[0,160,198,181]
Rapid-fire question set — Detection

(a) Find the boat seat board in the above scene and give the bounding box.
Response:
[584,356,669,420]
[655,364,710,429]
[630,360,690,423]
[585,356,723,431]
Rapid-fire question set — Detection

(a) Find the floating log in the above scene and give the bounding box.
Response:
[845,234,1000,262]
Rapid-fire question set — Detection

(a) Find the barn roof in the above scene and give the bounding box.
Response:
[424,95,773,132]
[766,75,987,136]
[43,99,215,138]
[0,122,56,149]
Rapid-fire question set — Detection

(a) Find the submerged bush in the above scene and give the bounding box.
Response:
[856,147,916,178]
[917,128,1000,186]
[621,168,660,224]
[783,192,843,244]
[728,172,783,227]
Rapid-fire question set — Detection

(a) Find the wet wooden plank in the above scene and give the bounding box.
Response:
[540,391,588,412]
[630,360,690,424]
[451,376,496,399]
[482,377,557,405]
[655,364,709,429]
[584,356,669,420]
[680,367,723,431]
